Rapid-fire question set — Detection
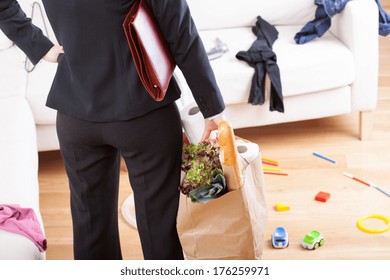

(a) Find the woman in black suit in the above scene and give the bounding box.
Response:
[0,0,226,260]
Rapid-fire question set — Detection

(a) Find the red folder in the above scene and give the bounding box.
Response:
[123,0,175,101]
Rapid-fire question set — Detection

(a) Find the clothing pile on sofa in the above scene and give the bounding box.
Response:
[235,0,389,114]
[295,0,390,44]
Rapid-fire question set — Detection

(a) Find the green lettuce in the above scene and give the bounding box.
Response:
[179,142,227,203]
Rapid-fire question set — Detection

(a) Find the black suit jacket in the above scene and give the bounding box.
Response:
[0,0,225,122]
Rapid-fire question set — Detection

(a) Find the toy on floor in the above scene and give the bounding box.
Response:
[262,157,279,166]
[275,203,290,211]
[371,184,390,197]
[312,152,336,164]
[357,214,390,234]
[315,191,331,202]
[272,227,289,249]
[344,172,390,197]
[343,172,371,187]
[301,230,324,250]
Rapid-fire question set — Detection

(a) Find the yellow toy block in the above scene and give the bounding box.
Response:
[275,203,290,212]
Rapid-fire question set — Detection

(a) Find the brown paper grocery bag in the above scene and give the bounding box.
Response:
[177,142,267,260]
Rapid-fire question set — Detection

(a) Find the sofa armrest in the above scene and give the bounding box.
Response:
[329,0,379,111]
[0,96,46,259]
[0,96,40,209]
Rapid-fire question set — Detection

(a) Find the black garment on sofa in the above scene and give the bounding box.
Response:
[236,16,284,113]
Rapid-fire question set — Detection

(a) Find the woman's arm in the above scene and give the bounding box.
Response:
[0,0,54,64]
[148,0,225,119]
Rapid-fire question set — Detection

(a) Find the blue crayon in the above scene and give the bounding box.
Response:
[312,152,336,164]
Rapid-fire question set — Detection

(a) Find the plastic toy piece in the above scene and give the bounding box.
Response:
[371,184,390,197]
[315,191,330,202]
[275,203,290,211]
[357,214,390,234]
[272,227,289,249]
[343,172,371,187]
[262,157,279,166]
[264,172,289,176]
[301,230,324,250]
[312,152,336,164]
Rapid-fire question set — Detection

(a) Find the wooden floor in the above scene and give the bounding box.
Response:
[38,27,390,260]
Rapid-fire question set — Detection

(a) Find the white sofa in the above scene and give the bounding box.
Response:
[0,95,46,260]
[176,0,379,140]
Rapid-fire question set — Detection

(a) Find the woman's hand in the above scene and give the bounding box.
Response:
[199,112,227,143]
[199,119,219,143]
[42,45,64,63]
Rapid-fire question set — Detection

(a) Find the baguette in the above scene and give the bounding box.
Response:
[218,121,243,191]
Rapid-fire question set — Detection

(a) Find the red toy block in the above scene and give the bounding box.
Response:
[315,191,330,202]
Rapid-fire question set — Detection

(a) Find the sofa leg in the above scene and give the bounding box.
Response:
[359,111,373,140]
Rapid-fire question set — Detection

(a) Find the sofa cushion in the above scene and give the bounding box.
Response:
[0,230,43,260]
[25,62,58,125]
[0,96,40,209]
[0,30,13,50]
[0,48,27,98]
[199,25,355,106]
[187,0,316,29]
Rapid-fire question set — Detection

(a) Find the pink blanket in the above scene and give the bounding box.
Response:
[0,204,47,252]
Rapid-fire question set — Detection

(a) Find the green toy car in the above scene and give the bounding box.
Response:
[301,230,324,250]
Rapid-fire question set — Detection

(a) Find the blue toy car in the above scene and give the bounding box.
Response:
[272,227,289,248]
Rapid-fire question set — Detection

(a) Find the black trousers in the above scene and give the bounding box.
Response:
[56,103,184,260]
